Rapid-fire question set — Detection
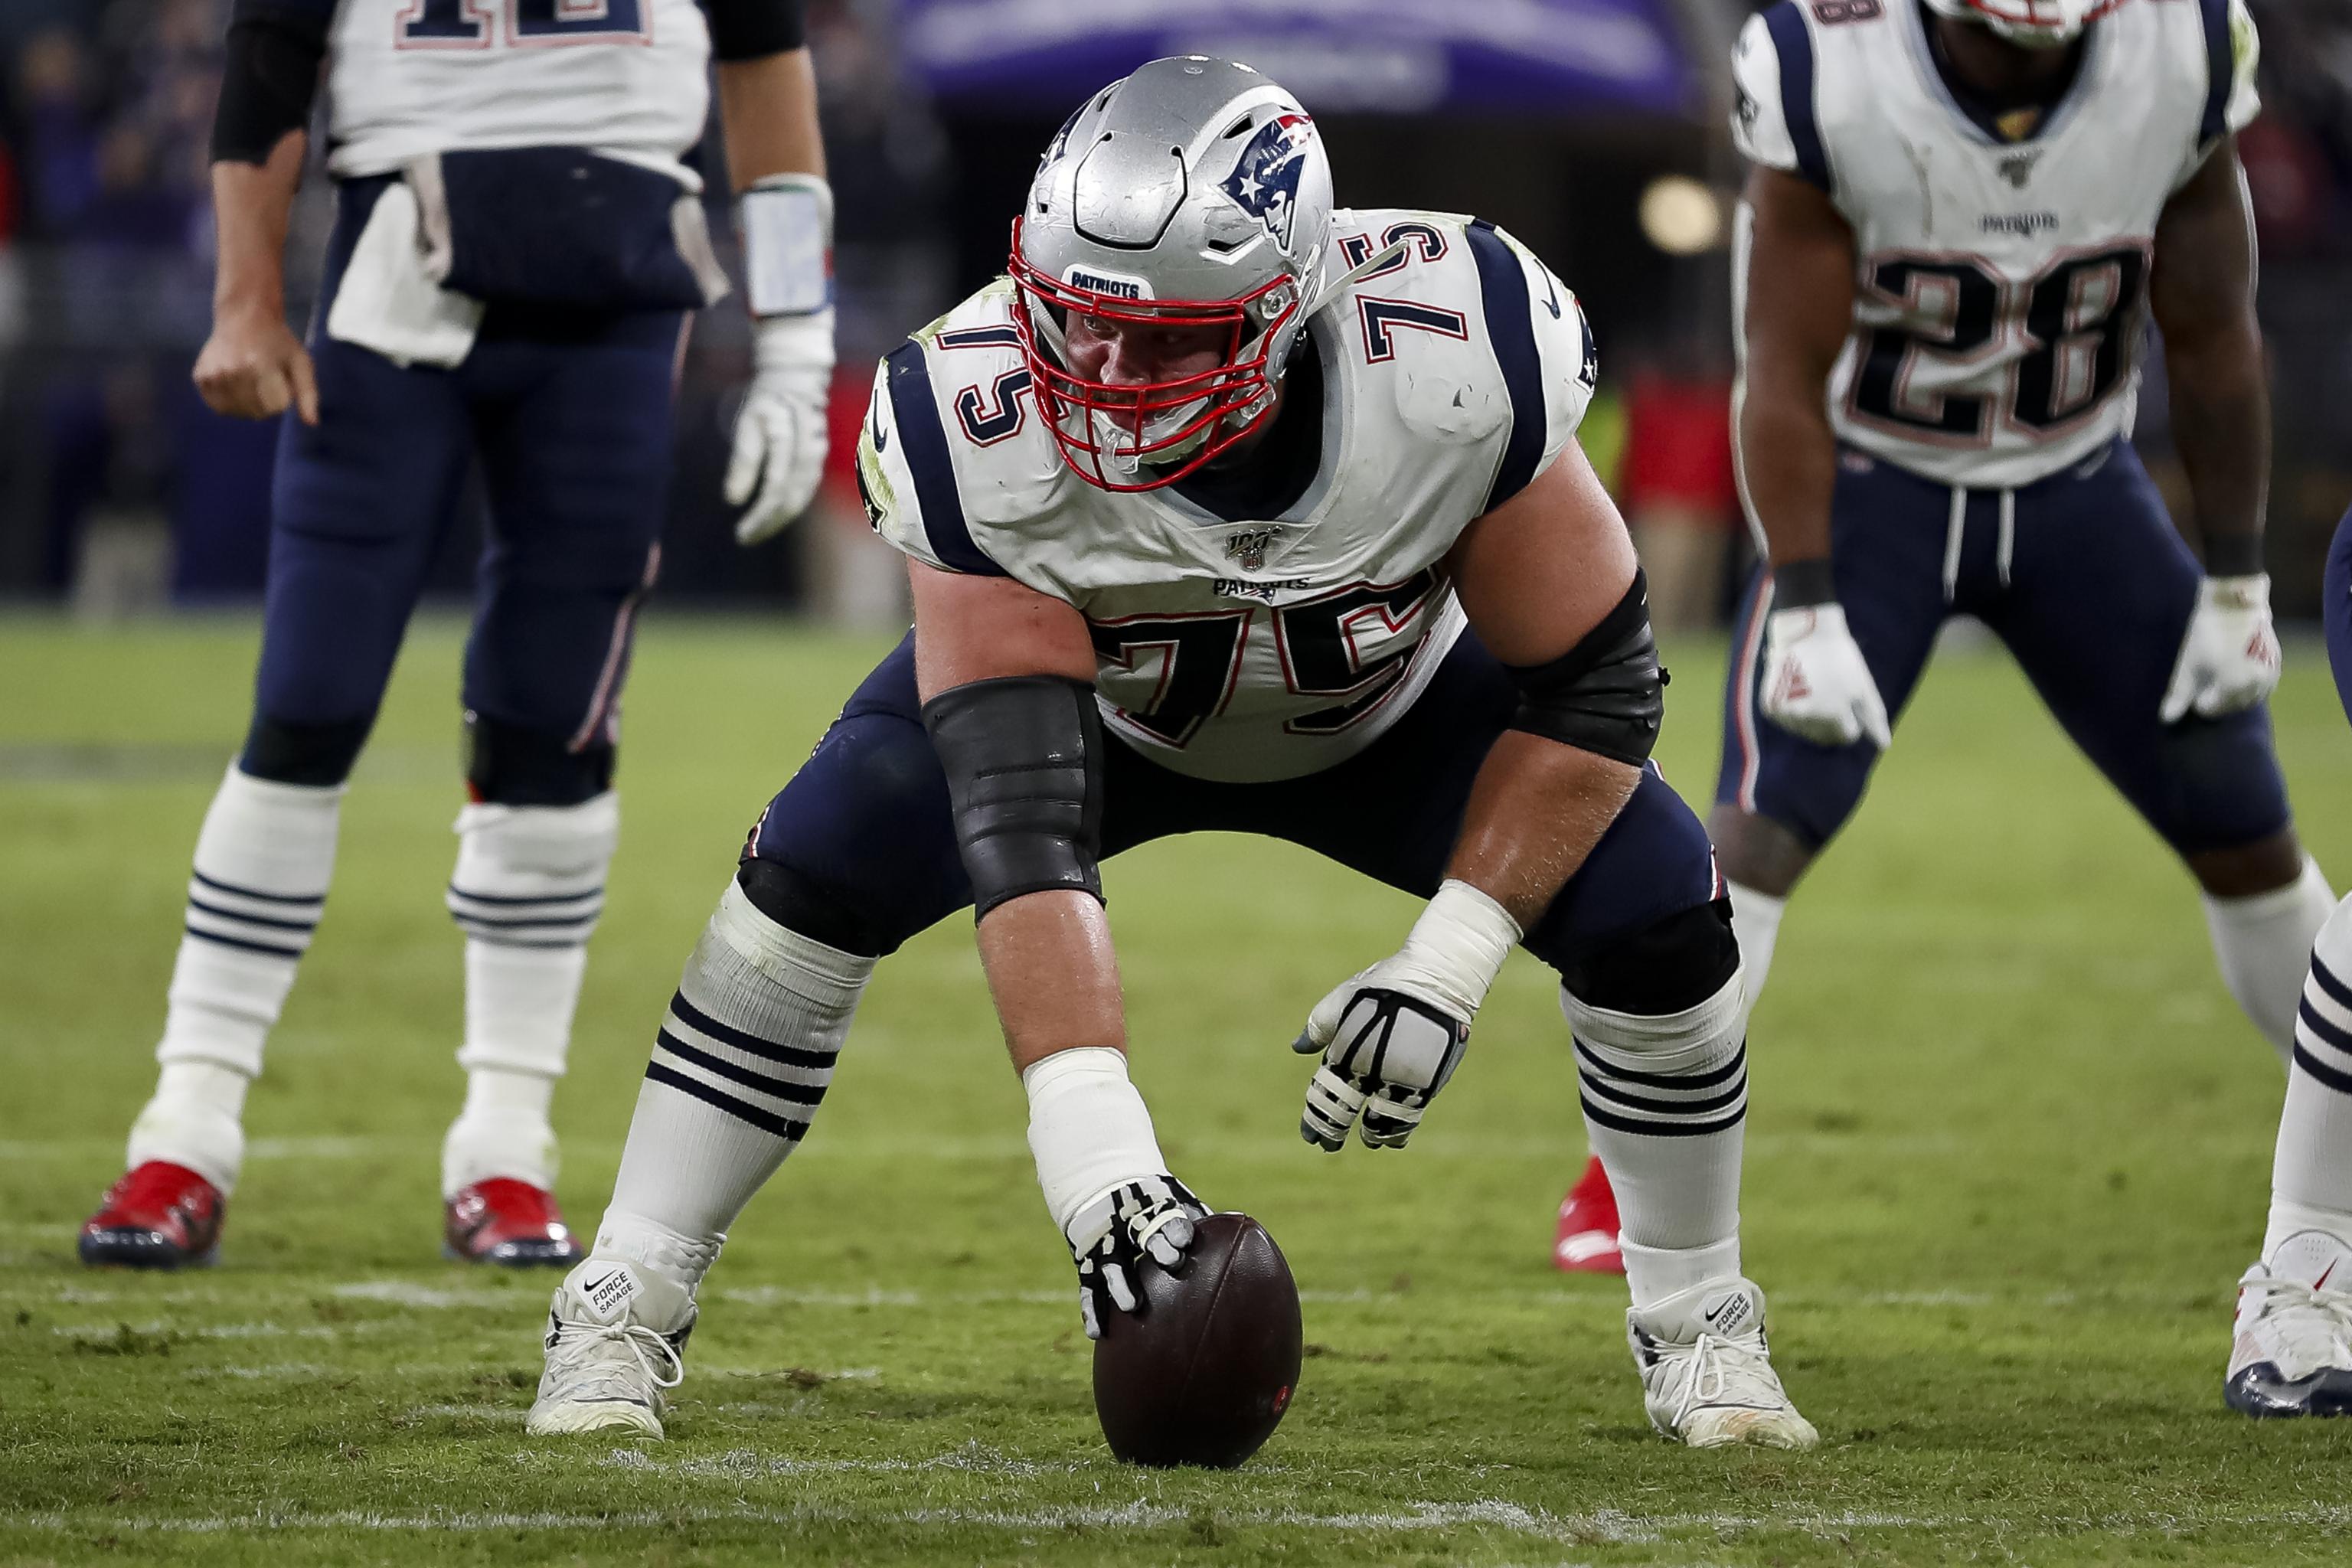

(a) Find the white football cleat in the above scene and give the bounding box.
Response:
[2226,1230,2352,1419]
[526,1256,695,1437]
[1626,1276,1818,1449]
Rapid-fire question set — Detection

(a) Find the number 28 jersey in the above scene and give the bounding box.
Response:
[1733,0,2259,489]
[857,211,1596,784]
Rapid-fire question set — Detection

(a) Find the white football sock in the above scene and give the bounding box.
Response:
[1565,970,1747,1308]
[131,765,341,1193]
[1726,880,1787,1011]
[441,793,618,1195]
[2265,893,2352,1259]
[594,877,871,1290]
[2205,856,2333,1063]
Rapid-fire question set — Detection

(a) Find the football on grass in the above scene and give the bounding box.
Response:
[1091,1211,1304,1468]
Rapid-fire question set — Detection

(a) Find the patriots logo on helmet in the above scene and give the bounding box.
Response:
[1220,113,1315,253]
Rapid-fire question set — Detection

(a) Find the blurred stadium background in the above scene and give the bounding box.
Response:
[5,0,2350,632]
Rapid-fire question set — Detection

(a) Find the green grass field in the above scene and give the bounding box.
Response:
[6,612,2352,1566]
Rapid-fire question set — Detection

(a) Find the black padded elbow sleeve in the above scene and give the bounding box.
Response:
[211,11,328,165]
[704,0,808,60]
[1505,570,1667,767]
[920,676,1106,920]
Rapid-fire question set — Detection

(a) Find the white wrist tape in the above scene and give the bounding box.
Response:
[1022,1047,1168,1233]
[1399,879,1523,1020]
[740,174,833,318]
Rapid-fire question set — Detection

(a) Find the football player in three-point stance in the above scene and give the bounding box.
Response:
[1540,0,2352,1413]
[78,0,835,1269]
[524,57,1816,1449]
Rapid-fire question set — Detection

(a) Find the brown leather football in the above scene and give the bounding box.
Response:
[1090,1211,1303,1468]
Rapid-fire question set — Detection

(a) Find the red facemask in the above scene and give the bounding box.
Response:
[1008,217,1302,492]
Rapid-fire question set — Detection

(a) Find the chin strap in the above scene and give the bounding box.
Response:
[1302,233,1412,318]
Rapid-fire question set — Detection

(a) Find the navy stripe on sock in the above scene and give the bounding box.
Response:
[463,934,586,951]
[191,870,324,906]
[2310,955,2352,1014]
[655,1028,828,1106]
[645,1062,807,1141]
[446,883,606,908]
[1579,1096,1746,1138]
[2299,995,2352,1056]
[186,897,317,933]
[185,923,306,959]
[449,910,601,932]
[668,990,838,1072]
[1573,1039,1747,1091]
[1576,1073,1749,1120]
[2294,1042,2352,1098]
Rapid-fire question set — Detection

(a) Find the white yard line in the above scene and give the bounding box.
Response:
[22,1500,2352,1541]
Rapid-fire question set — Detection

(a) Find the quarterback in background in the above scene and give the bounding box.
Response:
[78,0,835,1268]
[523,58,1816,1450]
[1545,0,2351,1409]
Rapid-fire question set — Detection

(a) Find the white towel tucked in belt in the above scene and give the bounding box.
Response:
[325,181,485,369]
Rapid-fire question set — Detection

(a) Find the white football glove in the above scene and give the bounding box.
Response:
[1294,880,1519,1151]
[1063,1174,1207,1340]
[2161,573,2280,724]
[725,308,835,546]
[1759,603,1891,750]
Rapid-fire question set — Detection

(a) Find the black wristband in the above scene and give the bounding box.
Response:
[2203,533,2264,578]
[1771,557,1838,609]
[705,0,807,60]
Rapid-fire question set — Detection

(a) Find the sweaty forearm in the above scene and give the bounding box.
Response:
[977,893,1129,1070]
[1446,731,1641,931]
[2167,338,2270,575]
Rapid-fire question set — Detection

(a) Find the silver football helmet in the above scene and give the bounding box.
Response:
[1922,0,2122,50]
[1009,57,1336,491]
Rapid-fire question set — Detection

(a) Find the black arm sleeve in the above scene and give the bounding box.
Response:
[920,675,1106,920]
[1503,570,1668,767]
[704,0,808,61]
[210,2,333,165]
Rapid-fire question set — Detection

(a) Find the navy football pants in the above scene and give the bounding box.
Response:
[1717,439,2292,857]
[245,178,684,770]
[744,629,1726,987]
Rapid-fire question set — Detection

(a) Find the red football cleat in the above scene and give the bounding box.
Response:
[80,1161,226,1269]
[1553,1155,1625,1274]
[444,1178,583,1268]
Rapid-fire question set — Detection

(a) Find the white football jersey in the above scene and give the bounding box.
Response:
[327,0,713,186]
[1733,0,2259,489]
[858,210,1596,784]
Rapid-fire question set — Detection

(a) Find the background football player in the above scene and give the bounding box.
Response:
[77,0,835,1269]
[520,57,1818,1451]
[1546,0,2340,1370]
[2229,501,2352,1416]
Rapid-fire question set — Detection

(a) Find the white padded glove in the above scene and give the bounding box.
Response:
[1760,603,1890,750]
[1294,880,1520,1151]
[726,308,835,545]
[2161,573,2280,724]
